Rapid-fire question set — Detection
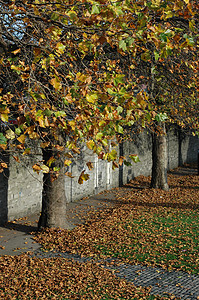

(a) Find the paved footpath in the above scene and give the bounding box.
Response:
[31,249,199,299]
[0,165,198,299]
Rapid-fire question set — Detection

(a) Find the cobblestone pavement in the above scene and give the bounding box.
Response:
[32,249,199,299]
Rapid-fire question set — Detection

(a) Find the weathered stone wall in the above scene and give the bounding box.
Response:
[0,128,199,224]
[0,144,43,224]
[7,155,43,220]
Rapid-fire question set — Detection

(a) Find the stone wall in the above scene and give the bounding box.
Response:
[0,128,199,224]
[7,155,43,220]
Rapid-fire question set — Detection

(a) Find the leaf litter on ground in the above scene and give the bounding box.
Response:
[0,253,159,299]
[1,166,198,299]
[35,167,199,275]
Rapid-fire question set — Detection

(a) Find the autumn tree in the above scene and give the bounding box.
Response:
[0,0,149,228]
[112,0,199,190]
[0,0,198,229]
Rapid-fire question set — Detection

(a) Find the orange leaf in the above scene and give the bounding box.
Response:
[13,156,20,163]
[17,134,26,144]
[78,170,89,184]
[32,164,41,174]
[65,171,74,178]
[86,161,93,170]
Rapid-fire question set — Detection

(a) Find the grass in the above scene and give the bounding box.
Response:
[35,171,199,275]
[94,208,199,274]
[1,168,198,299]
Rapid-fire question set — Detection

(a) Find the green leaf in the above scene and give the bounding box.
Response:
[54,111,66,117]
[15,128,22,135]
[51,12,60,21]
[116,7,123,16]
[159,33,167,42]
[107,88,115,95]
[67,10,78,21]
[141,51,150,62]
[86,93,98,103]
[108,149,117,160]
[129,154,140,163]
[114,74,125,85]
[119,40,127,51]
[43,110,53,116]
[91,4,100,14]
[116,124,124,134]
[0,133,7,145]
[155,113,168,122]
[117,106,123,114]
[126,37,135,46]
[154,51,159,61]
[124,160,132,166]
[102,138,108,147]
[96,132,103,140]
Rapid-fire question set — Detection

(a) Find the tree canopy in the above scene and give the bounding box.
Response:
[0,0,198,178]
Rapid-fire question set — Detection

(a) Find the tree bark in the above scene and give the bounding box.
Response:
[38,148,73,230]
[151,122,169,191]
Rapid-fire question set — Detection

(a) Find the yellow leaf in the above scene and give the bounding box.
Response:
[0,144,7,150]
[17,134,26,144]
[40,164,50,173]
[47,157,56,167]
[12,48,21,55]
[99,120,106,127]
[69,120,76,130]
[29,132,39,139]
[65,152,73,158]
[37,116,45,128]
[6,129,15,140]
[151,0,161,6]
[23,148,31,155]
[64,159,72,166]
[1,113,9,122]
[87,140,95,150]
[56,42,66,55]
[96,132,103,140]
[86,93,98,103]
[40,142,50,148]
[50,77,62,91]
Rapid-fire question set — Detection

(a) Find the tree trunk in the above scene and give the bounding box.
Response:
[38,148,73,230]
[151,122,169,191]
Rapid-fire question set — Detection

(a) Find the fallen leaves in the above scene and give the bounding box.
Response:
[0,254,152,299]
[35,168,199,275]
[0,166,198,299]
